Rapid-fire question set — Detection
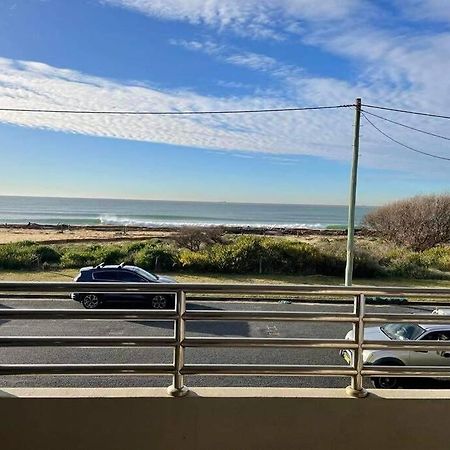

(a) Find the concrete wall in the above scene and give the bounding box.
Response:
[1,387,450,450]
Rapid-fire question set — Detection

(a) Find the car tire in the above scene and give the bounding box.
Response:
[371,359,403,389]
[81,294,101,309]
[372,376,400,389]
[151,295,168,309]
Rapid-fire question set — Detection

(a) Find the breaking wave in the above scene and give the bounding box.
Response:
[99,215,325,229]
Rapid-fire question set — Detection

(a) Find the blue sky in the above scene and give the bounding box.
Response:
[0,0,449,205]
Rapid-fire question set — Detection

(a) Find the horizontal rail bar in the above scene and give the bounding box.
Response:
[184,337,358,349]
[0,281,449,297]
[363,340,450,351]
[0,364,175,375]
[0,336,176,347]
[364,313,450,324]
[185,310,358,322]
[0,309,177,320]
[362,365,450,377]
[182,364,356,376]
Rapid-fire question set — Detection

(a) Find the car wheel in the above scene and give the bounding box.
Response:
[81,294,101,309]
[372,376,400,389]
[151,295,167,309]
[371,359,403,389]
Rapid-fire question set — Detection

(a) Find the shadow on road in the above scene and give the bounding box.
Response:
[128,302,251,337]
[0,303,13,327]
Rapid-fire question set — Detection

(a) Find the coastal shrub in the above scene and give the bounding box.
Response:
[0,242,61,270]
[174,227,205,252]
[260,239,320,274]
[60,245,100,268]
[1,236,448,281]
[420,246,450,272]
[35,245,61,265]
[95,245,128,265]
[180,236,322,274]
[60,244,132,268]
[387,254,429,278]
[174,227,226,252]
[315,240,385,278]
[179,236,262,273]
[363,194,450,251]
[178,249,211,271]
[0,242,39,270]
[124,241,147,253]
[134,243,178,272]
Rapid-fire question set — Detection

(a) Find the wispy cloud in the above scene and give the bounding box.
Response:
[1,1,450,180]
[170,39,300,78]
[103,0,365,39]
[0,57,350,158]
[0,56,449,179]
[394,0,450,23]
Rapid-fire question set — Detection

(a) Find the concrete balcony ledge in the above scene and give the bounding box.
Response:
[2,386,450,399]
[1,387,450,450]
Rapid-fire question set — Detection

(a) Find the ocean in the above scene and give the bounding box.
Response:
[0,196,373,229]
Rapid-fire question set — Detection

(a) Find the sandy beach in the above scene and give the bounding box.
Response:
[0,223,351,245]
[0,225,175,244]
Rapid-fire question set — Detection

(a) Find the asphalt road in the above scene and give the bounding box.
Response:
[0,297,447,389]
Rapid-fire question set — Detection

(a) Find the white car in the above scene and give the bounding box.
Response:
[341,323,450,388]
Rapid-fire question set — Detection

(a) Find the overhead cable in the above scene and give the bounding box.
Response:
[361,112,450,162]
[362,103,450,120]
[361,109,450,142]
[0,104,353,115]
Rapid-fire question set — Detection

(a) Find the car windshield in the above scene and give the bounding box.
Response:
[132,266,159,282]
[381,323,425,341]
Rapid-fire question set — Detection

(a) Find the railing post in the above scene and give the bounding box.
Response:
[167,289,189,397]
[346,293,368,398]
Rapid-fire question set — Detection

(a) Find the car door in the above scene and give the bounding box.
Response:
[91,270,121,302]
[114,270,149,303]
[409,330,450,366]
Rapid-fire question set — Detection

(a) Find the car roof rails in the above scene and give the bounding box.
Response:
[94,262,105,269]
[118,262,125,268]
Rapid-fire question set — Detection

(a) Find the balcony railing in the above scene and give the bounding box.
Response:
[0,282,450,397]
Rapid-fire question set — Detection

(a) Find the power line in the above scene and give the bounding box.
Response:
[0,104,353,115]
[361,109,450,142]
[361,112,450,162]
[362,103,450,120]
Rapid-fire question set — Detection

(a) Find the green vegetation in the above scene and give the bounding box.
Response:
[0,235,449,282]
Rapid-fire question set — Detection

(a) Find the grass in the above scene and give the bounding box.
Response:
[1,269,450,288]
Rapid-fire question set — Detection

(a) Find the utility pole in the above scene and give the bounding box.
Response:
[345,98,362,286]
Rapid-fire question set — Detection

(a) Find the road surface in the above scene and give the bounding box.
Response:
[0,297,447,389]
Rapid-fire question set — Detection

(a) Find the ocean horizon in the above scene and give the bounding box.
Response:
[0,196,374,229]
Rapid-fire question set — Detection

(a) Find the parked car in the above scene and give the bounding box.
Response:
[71,263,177,309]
[432,308,450,316]
[341,322,450,388]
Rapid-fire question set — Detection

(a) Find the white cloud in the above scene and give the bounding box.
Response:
[0,57,352,159]
[223,52,278,71]
[0,56,449,179]
[103,0,364,38]
[170,39,299,78]
[395,0,450,23]
[2,0,450,179]
[169,39,222,55]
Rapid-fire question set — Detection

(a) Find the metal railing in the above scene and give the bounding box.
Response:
[0,282,450,397]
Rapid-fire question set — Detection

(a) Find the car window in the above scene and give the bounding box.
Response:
[421,331,450,340]
[381,323,425,340]
[132,266,158,282]
[92,271,118,281]
[115,271,145,282]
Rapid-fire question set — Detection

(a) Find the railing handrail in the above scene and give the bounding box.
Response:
[0,281,449,297]
[1,282,450,398]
